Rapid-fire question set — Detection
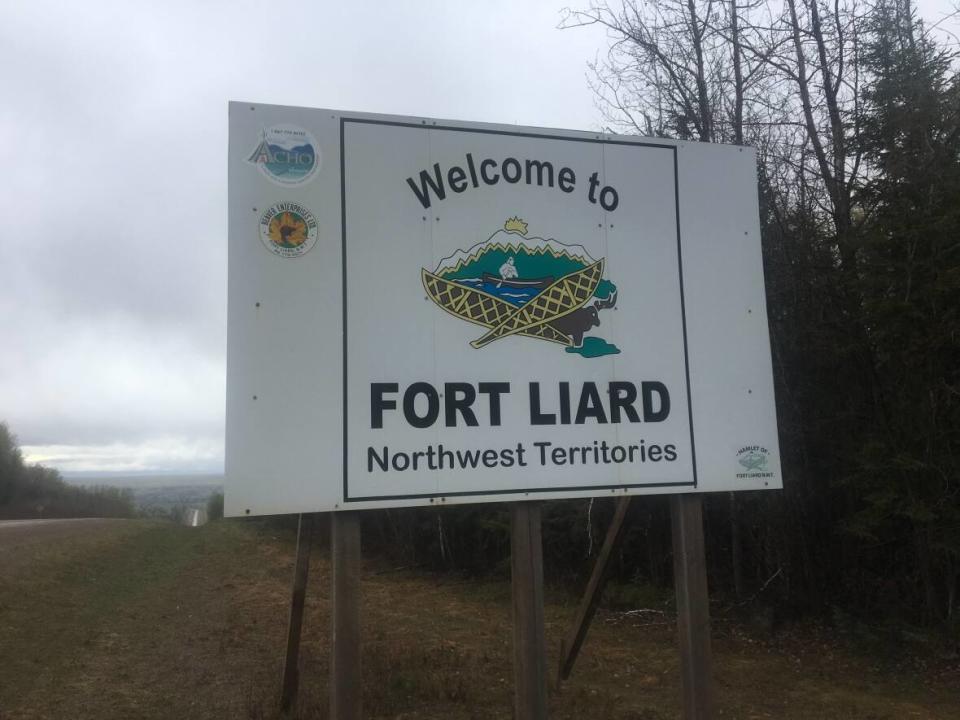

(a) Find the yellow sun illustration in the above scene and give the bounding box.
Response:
[268,212,308,248]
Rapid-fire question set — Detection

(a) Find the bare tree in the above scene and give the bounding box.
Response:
[562,0,779,145]
[562,0,780,598]
[564,0,869,258]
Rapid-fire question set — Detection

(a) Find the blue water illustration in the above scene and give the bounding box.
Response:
[455,278,543,307]
[566,337,621,358]
[263,143,315,180]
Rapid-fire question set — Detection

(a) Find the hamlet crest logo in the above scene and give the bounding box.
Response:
[736,446,773,480]
[422,218,620,358]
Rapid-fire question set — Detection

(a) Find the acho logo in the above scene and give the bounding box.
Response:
[247,124,319,186]
[422,218,619,358]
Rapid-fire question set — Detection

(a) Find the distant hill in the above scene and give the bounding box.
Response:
[131,484,222,517]
[60,473,223,517]
[62,472,223,489]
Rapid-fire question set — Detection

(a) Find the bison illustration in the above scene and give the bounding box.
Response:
[549,290,618,348]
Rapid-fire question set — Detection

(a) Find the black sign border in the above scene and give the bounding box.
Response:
[341,117,697,503]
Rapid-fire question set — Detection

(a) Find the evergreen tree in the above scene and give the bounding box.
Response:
[852,0,960,623]
[0,422,25,506]
[0,421,136,520]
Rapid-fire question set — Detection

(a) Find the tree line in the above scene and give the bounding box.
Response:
[363,0,959,638]
[0,422,135,519]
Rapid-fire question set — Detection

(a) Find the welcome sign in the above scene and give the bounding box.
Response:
[226,103,781,516]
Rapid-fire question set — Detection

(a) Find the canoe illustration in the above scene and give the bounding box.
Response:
[422,269,571,345]
[480,272,554,290]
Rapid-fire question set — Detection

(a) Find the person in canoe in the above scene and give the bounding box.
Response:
[483,257,555,291]
[499,256,519,281]
[489,256,553,290]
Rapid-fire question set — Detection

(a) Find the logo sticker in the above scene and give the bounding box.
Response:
[422,218,619,358]
[247,124,320,186]
[735,446,774,479]
[258,202,318,258]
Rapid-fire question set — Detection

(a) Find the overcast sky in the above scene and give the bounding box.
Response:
[1,0,956,475]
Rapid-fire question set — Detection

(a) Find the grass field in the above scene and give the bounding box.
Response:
[0,519,957,719]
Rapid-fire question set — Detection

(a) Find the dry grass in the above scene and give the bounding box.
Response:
[0,519,957,719]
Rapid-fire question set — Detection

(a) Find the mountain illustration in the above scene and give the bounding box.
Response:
[267,142,314,155]
[434,221,616,301]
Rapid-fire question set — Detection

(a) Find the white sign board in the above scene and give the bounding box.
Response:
[226,102,782,516]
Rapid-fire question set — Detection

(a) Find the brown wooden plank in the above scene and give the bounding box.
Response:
[330,511,362,720]
[280,514,314,715]
[557,496,632,682]
[510,502,548,719]
[670,494,714,719]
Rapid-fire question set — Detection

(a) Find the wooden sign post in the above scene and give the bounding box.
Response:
[557,497,632,682]
[511,502,548,720]
[331,511,362,720]
[670,494,714,719]
[280,514,314,715]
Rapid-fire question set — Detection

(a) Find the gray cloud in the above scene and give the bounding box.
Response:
[8,0,948,472]
[0,0,609,472]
